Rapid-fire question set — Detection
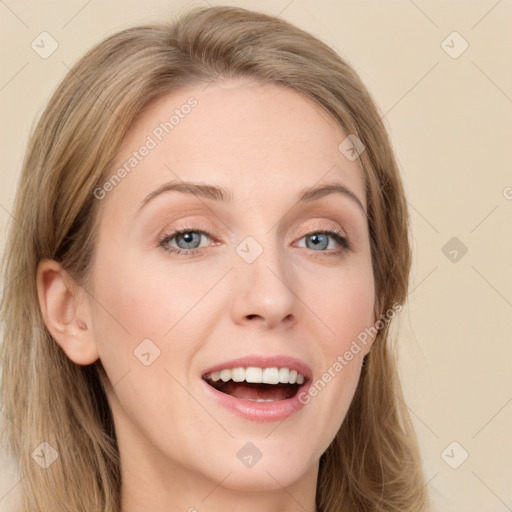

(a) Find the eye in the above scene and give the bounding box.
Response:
[157,225,352,257]
[158,225,213,256]
[295,226,352,256]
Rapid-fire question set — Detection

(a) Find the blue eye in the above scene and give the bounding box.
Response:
[158,225,352,257]
[298,227,351,253]
[158,227,211,256]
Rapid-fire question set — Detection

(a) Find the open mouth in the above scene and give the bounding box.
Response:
[203,367,307,402]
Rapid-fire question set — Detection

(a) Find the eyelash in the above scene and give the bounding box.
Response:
[158,224,352,258]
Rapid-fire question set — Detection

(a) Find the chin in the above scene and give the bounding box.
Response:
[195,440,319,492]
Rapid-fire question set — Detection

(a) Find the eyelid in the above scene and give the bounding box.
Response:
[158,223,215,245]
[294,224,352,252]
[294,222,346,239]
[157,220,352,256]
[159,221,346,243]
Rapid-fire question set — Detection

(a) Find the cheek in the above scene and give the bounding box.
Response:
[87,253,206,449]
[298,257,375,436]
[308,256,375,351]
[88,246,226,397]
[90,245,215,342]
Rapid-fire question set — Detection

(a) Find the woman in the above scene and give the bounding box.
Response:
[0,5,429,511]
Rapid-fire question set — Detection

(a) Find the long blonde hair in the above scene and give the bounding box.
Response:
[1,5,428,511]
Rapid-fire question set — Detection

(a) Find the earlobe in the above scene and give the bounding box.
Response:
[36,259,99,365]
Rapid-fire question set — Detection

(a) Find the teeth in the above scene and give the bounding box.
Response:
[231,367,245,382]
[206,366,306,385]
[245,367,262,383]
[278,367,289,383]
[262,367,280,384]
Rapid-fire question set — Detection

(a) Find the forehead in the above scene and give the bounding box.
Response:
[99,79,367,218]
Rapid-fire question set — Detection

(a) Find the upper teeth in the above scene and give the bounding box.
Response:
[207,367,305,385]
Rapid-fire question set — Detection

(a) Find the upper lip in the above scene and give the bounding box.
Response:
[201,355,313,381]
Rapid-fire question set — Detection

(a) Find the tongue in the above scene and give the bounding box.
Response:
[222,382,293,401]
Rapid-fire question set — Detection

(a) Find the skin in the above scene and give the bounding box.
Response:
[37,79,378,512]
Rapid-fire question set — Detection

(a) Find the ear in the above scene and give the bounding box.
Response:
[36,259,99,365]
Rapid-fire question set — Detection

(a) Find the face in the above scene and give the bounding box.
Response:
[85,79,376,494]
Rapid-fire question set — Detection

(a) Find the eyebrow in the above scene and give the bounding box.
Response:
[137,180,366,214]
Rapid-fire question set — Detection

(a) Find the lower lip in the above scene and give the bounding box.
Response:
[201,379,311,422]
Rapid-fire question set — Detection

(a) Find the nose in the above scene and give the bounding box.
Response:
[230,240,298,329]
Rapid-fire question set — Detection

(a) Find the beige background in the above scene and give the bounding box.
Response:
[1,1,511,511]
